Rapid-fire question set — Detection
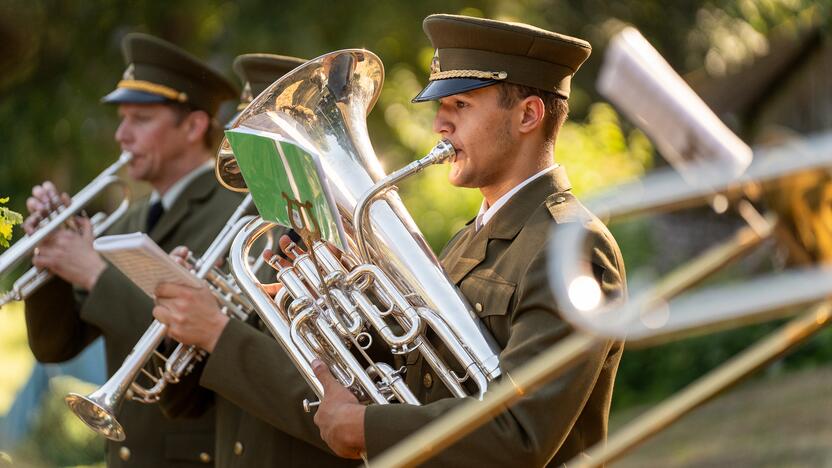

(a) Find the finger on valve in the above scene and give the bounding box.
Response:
[278,234,304,260]
[169,246,191,266]
[263,248,292,270]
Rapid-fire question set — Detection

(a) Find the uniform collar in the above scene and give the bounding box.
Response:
[442,166,571,284]
[476,165,557,231]
[485,165,571,240]
[149,160,214,211]
[147,165,218,243]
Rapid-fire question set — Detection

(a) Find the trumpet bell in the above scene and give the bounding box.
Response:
[65,392,125,441]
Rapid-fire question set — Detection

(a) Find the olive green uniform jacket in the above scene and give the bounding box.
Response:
[197,317,356,468]
[25,169,245,467]
[363,166,626,467]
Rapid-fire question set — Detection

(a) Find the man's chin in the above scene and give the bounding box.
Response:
[125,166,147,182]
[447,173,475,189]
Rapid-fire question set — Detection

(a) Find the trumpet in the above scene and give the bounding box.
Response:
[0,152,133,306]
[65,194,262,441]
[222,49,501,409]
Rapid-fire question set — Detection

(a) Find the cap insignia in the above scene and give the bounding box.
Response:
[123,63,135,80]
[430,50,441,75]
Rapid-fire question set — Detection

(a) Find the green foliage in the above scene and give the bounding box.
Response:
[0,198,22,248]
[556,103,654,197]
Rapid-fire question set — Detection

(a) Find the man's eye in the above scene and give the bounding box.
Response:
[455,101,467,109]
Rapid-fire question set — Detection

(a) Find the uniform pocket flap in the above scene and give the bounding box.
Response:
[460,273,516,318]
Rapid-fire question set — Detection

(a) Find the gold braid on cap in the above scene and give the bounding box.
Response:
[429,70,508,81]
[116,79,188,103]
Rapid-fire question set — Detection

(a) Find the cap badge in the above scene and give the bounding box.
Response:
[240,82,253,104]
[430,50,441,75]
[122,63,135,80]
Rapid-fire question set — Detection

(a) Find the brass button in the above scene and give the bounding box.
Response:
[475,303,483,313]
[555,196,566,204]
[199,452,212,463]
[233,441,244,456]
[119,447,131,461]
[423,372,433,388]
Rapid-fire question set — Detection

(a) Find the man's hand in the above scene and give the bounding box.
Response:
[153,281,229,353]
[23,181,66,235]
[31,217,106,291]
[25,181,106,290]
[311,359,367,459]
[153,248,228,352]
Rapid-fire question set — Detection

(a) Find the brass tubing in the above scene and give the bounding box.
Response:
[570,302,832,468]
[371,207,781,467]
[371,333,595,468]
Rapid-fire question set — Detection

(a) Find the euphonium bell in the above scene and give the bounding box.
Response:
[222,49,501,407]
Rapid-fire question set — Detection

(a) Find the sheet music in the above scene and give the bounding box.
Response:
[94,232,200,298]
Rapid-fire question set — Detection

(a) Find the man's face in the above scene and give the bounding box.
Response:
[115,103,190,183]
[433,85,515,189]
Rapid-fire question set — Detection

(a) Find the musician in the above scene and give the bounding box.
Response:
[152,53,356,468]
[22,33,240,466]
[307,15,627,466]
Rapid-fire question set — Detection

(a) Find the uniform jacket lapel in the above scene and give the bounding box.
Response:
[443,166,571,285]
[149,170,217,244]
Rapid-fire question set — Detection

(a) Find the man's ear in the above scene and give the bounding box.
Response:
[518,95,545,135]
[184,110,210,144]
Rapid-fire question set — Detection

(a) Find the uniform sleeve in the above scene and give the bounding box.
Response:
[78,264,156,346]
[24,276,101,362]
[199,319,336,453]
[363,230,624,467]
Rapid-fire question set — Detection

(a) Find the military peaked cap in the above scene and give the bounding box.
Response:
[233,53,306,108]
[413,14,591,102]
[102,33,238,116]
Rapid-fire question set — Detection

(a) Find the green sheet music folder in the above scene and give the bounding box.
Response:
[224,127,347,250]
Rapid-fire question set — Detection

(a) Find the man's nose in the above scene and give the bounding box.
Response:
[114,120,130,145]
[433,110,453,135]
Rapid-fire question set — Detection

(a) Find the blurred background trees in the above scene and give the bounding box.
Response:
[0,0,829,465]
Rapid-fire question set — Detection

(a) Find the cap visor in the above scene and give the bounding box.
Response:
[412,78,499,103]
[101,88,168,105]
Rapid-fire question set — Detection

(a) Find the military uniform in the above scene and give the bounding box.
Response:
[364,167,625,466]
[361,15,626,466]
[179,53,354,467]
[24,33,239,467]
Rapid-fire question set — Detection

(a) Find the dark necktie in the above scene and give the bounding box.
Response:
[146,200,164,232]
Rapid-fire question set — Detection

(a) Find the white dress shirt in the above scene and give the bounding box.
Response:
[148,160,214,210]
[474,165,556,231]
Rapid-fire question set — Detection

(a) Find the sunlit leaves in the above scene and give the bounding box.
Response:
[0,197,23,249]
[555,103,654,197]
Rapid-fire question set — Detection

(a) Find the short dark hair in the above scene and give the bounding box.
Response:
[167,102,223,150]
[496,83,568,145]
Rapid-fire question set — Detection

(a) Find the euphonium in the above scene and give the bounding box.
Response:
[0,152,132,306]
[221,49,501,408]
[65,194,261,441]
